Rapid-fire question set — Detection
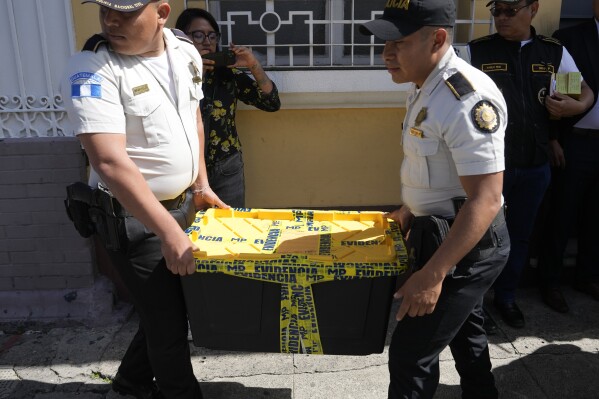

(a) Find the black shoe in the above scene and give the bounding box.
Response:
[540,286,569,313]
[494,301,525,328]
[112,372,162,399]
[482,307,498,335]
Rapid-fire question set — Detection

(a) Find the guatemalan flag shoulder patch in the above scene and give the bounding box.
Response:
[70,72,103,98]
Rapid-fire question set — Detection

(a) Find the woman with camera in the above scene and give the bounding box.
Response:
[175,8,281,208]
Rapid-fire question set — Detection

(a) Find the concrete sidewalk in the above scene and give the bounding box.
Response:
[1,285,598,399]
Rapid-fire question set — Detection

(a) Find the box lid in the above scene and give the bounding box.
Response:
[186,208,408,354]
[188,208,406,266]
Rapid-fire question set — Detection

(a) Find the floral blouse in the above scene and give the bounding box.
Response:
[201,67,281,166]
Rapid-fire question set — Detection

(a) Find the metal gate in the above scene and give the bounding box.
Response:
[0,0,75,138]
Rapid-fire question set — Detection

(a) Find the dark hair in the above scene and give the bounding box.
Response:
[176,8,233,79]
[175,8,220,35]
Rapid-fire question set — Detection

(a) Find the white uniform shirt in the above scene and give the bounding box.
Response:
[61,29,204,201]
[401,48,508,218]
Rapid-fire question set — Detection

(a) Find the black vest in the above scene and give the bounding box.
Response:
[470,28,562,168]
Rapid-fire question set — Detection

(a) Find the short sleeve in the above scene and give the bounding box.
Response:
[557,46,583,79]
[442,94,506,176]
[60,51,126,135]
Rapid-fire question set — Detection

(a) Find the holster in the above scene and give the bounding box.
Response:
[88,187,122,251]
[407,215,451,271]
[64,182,96,238]
[407,198,505,272]
[65,182,190,252]
[64,182,122,250]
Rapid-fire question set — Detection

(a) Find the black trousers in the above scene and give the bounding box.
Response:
[538,132,599,286]
[388,220,509,399]
[104,192,203,399]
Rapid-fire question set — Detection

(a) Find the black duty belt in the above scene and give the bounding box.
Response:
[447,199,506,255]
[408,203,506,271]
[447,204,506,228]
[160,192,187,211]
[572,127,599,138]
[65,183,189,250]
[113,191,187,217]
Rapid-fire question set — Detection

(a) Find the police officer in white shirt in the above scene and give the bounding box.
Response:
[361,0,510,398]
[61,1,227,398]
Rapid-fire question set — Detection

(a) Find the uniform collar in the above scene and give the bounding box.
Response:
[494,25,538,45]
[417,47,456,97]
[162,28,180,51]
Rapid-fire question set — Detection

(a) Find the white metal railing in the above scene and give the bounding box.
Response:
[184,0,495,69]
[0,0,75,138]
[0,1,496,139]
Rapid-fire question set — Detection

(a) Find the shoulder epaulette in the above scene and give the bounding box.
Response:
[171,28,193,45]
[468,34,494,45]
[538,35,562,46]
[82,34,109,52]
[445,72,475,100]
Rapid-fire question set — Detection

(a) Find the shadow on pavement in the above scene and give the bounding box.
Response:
[492,343,599,399]
[433,344,599,399]
[483,285,599,344]
[8,380,291,399]
[201,382,292,399]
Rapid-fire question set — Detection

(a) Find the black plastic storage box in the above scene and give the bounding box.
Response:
[181,208,407,355]
[182,272,398,355]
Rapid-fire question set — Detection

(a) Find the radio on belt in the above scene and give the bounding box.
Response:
[181,208,408,355]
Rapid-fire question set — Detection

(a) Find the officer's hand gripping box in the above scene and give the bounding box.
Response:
[182,208,408,355]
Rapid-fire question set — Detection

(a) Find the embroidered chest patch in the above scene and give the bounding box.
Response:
[471,101,500,133]
[481,63,507,73]
[132,84,150,96]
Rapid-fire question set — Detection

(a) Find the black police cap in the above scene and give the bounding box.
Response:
[360,0,456,41]
[81,0,152,12]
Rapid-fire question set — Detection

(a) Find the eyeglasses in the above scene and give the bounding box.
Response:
[187,30,221,44]
[490,4,530,17]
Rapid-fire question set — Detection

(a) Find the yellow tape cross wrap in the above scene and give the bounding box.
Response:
[189,209,409,355]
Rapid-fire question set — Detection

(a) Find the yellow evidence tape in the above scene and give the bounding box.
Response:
[187,208,408,355]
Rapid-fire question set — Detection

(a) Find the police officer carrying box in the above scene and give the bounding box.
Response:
[61,0,228,398]
[361,0,510,397]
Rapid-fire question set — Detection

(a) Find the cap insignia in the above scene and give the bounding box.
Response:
[385,0,410,10]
